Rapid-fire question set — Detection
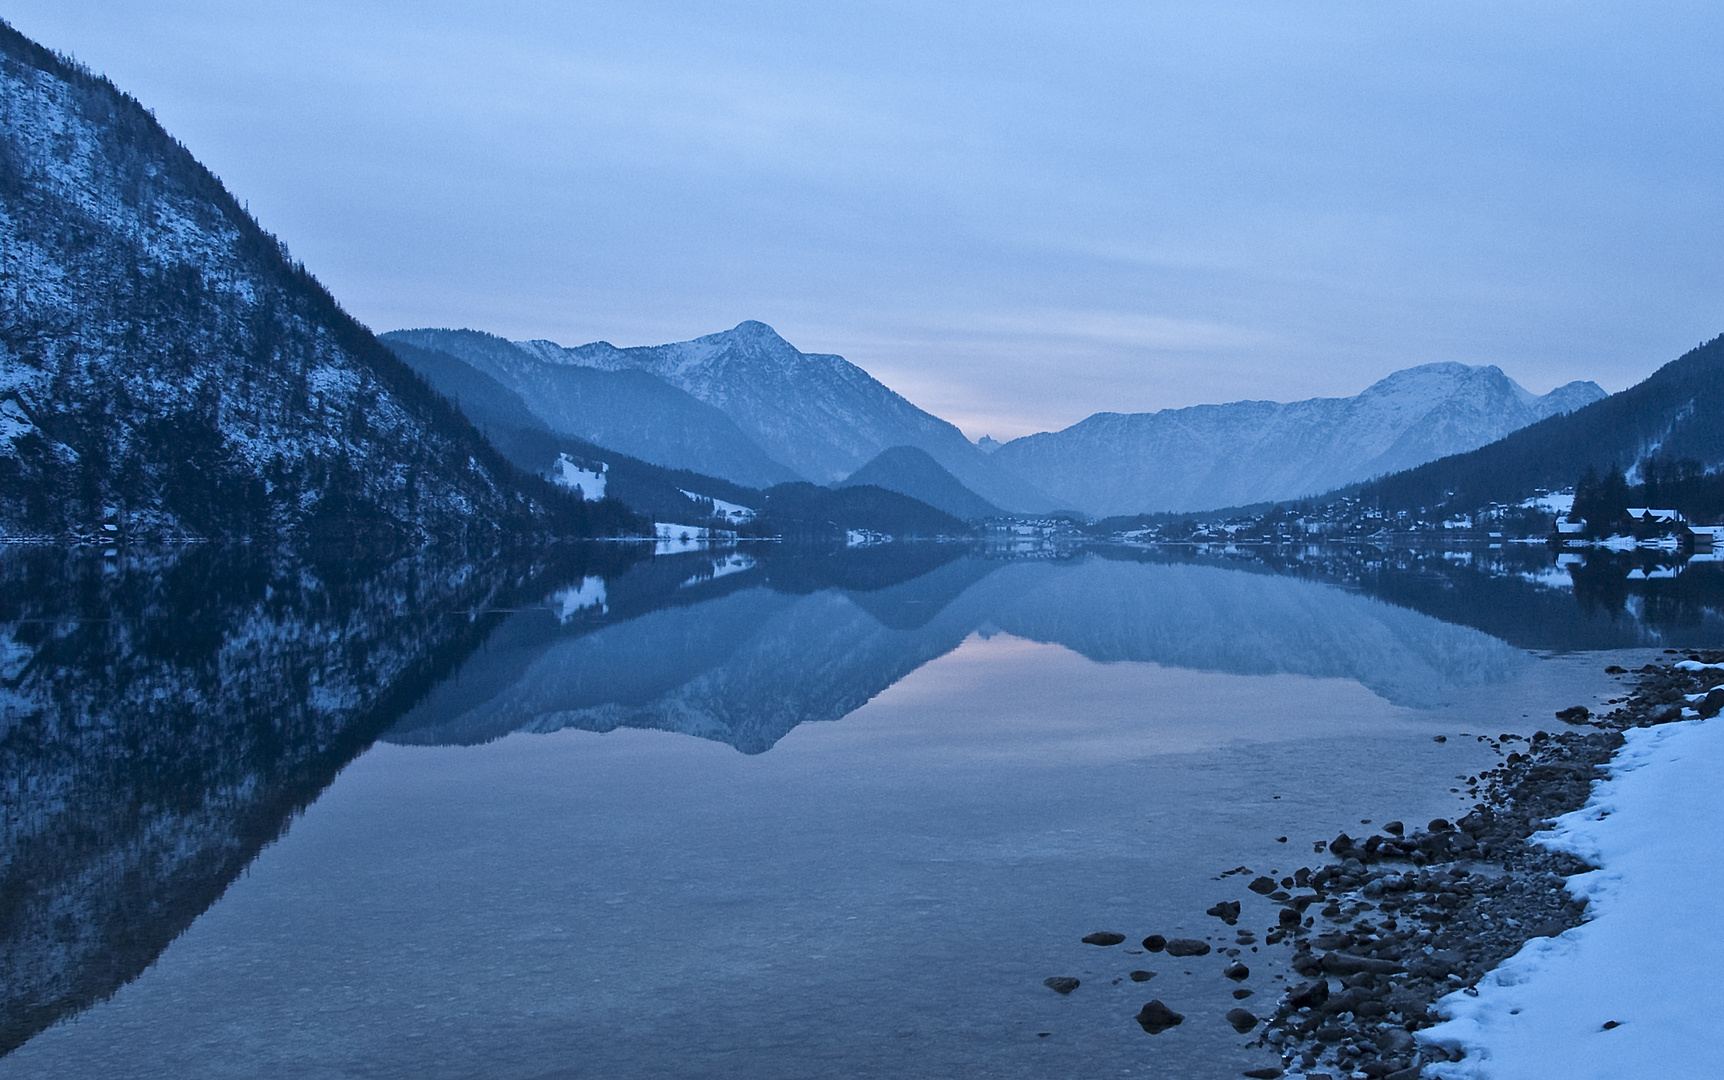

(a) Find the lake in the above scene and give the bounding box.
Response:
[1,540,1715,1078]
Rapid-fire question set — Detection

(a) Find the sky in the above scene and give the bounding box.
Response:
[9,2,1724,439]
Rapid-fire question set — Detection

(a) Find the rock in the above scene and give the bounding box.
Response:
[1227,1007,1259,1033]
[1248,876,1278,895]
[1385,1067,1423,1080]
[1207,900,1243,924]
[1134,999,1184,1034]
[1082,931,1126,946]
[1224,961,1250,981]
[1286,979,1330,1009]
[1278,908,1302,927]
[1376,1029,1415,1054]
[1555,705,1592,723]
[1320,987,1365,1015]
[1242,1069,1284,1079]
[1129,969,1155,982]
[1233,988,1254,999]
[1428,818,1453,832]
[1317,952,1399,973]
[1043,976,1080,994]
[1433,735,1447,742]
[1142,934,1167,952]
[1383,820,1404,836]
[1165,938,1211,957]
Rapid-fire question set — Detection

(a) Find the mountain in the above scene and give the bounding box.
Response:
[382,337,768,524]
[382,329,799,490]
[511,320,1062,513]
[990,363,1606,517]
[1359,334,1724,513]
[753,482,972,541]
[383,335,980,538]
[0,23,621,542]
[839,445,1003,522]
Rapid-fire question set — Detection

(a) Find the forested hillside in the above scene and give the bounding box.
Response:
[0,22,634,542]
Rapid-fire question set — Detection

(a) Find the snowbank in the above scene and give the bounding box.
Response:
[1420,717,1724,1079]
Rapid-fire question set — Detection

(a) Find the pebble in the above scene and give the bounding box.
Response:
[1226,1007,1259,1033]
[1164,938,1211,957]
[1043,976,1080,995]
[1141,934,1167,952]
[1081,931,1126,946]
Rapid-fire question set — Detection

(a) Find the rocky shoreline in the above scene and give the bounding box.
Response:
[1250,650,1724,1079]
[1050,650,1724,1079]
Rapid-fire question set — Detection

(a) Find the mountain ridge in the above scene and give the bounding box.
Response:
[1356,334,1724,513]
[510,320,1063,514]
[383,328,800,490]
[990,362,1606,516]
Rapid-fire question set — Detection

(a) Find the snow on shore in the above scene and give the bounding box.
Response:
[1420,716,1724,1079]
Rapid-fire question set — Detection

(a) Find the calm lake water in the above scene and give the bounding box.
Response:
[1,541,1717,1078]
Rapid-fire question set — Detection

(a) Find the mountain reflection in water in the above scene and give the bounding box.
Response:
[1,538,1720,1060]
[385,543,1724,752]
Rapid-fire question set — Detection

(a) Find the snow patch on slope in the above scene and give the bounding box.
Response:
[552,454,606,501]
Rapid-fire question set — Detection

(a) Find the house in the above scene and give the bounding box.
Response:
[1689,525,1724,551]
[1625,507,1683,525]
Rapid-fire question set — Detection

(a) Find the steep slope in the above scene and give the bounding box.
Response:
[383,329,799,490]
[839,445,1003,522]
[991,363,1605,517]
[514,320,1061,513]
[0,24,610,541]
[1360,334,1724,512]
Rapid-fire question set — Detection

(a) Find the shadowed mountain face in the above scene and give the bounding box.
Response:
[0,541,640,1056]
[991,363,1605,517]
[840,446,1003,523]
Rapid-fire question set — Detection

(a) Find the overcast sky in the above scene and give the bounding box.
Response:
[10,2,1723,438]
